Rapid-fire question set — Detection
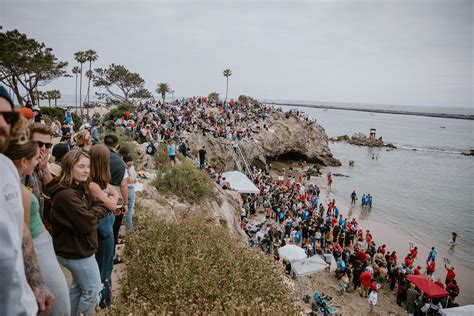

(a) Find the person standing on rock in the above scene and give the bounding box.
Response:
[368,287,378,314]
[198,146,207,169]
[350,190,358,205]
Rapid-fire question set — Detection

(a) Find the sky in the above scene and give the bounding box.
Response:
[1,0,473,108]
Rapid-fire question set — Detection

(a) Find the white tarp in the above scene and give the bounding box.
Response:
[222,171,259,194]
[278,245,307,262]
[291,255,329,277]
[439,305,474,316]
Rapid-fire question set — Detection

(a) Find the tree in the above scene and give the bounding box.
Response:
[74,50,87,115]
[93,63,151,103]
[208,92,219,102]
[84,49,98,103]
[0,29,68,105]
[85,70,94,116]
[156,83,170,104]
[50,89,61,107]
[72,66,80,107]
[223,68,232,102]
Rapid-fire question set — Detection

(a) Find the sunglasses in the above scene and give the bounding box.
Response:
[37,141,53,149]
[0,111,20,124]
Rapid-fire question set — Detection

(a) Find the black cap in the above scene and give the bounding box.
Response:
[0,86,14,109]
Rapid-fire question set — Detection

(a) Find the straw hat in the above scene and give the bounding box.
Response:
[49,163,62,177]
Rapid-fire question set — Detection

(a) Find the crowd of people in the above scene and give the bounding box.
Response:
[236,165,461,314]
[0,86,137,315]
[0,86,462,315]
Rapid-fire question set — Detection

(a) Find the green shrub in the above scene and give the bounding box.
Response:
[102,102,135,123]
[40,106,65,122]
[112,212,295,314]
[153,158,218,203]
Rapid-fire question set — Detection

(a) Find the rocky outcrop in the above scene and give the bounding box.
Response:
[330,132,397,149]
[184,111,341,171]
[138,180,246,240]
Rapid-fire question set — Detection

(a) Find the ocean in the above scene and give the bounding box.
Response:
[278,104,473,265]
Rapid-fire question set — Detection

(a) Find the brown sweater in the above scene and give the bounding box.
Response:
[47,179,106,259]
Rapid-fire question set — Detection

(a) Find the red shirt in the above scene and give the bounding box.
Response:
[446,269,456,281]
[414,268,421,275]
[358,250,367,263]
[410,249,418,259]
[360,271,373,287]
[427,261,436,274]
[370,282,377,291]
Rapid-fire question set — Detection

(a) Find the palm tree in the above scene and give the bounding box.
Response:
[208,92,220,102]
[74,51,87,116]
[52,90,61,107]
[72,66,81,108]
[223,68,232,102]
[84,49,98,103]
[85,70,94,116]
[156,83,171,104]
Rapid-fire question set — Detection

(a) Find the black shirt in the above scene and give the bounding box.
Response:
[109,148,126,186]
[198,148,206,161]
[52,142,70,163]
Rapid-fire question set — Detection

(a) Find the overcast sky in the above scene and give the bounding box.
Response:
[1,0,472,108]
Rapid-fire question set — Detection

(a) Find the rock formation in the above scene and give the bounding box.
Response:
[184,111,341,171]
[330,132,397,149]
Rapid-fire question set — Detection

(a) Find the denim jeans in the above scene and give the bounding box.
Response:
[57,254,101,316]
[95,213,115,307]
[125,186,136,231]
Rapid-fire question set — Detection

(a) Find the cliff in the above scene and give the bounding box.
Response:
[184,111,341,171]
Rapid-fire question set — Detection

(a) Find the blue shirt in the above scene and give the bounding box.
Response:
[168,144,176,156]
[338,259,346,271]
[295,231,302,244]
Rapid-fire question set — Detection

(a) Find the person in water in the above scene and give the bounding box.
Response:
[449,232,458,245]
[350,190,357,205]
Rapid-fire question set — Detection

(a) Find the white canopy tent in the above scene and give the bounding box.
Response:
[439,305,474,316]
[278,245,307,262]
[222,171,259,194]
[291,255,329,277]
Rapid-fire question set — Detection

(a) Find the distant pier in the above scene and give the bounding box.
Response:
[269,102,474,120]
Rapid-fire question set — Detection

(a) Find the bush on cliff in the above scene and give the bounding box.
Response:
[112,211,295,314]
[153,158,218,203]
[102,102,135,123]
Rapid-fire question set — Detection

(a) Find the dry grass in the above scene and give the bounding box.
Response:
[153,158,218,204]
[110,208,296,314]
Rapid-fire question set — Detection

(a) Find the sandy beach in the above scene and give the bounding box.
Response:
[310,168,474,305]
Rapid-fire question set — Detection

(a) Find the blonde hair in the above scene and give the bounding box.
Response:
[9,115,30,145]
[89,144,111,189]
[58,150,90,188]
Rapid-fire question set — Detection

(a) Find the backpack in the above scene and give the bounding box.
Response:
[146,143,156,156]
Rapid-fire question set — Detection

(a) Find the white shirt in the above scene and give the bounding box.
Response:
[0,154,38,315]
[368,291,378,306]
[127,166,137,188]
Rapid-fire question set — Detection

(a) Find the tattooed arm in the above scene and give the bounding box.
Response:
[22,223,54,313]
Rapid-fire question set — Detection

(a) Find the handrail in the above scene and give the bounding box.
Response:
[235,141,252,176]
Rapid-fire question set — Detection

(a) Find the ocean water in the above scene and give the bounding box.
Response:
[280,105,474,269]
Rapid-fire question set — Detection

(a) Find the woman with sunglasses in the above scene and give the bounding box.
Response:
[4,138,71,315]
[46,150,107,316]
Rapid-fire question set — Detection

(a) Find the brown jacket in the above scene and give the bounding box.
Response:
[46,179,106,259]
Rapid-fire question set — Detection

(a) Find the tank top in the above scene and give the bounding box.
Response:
[29,191,45,239]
